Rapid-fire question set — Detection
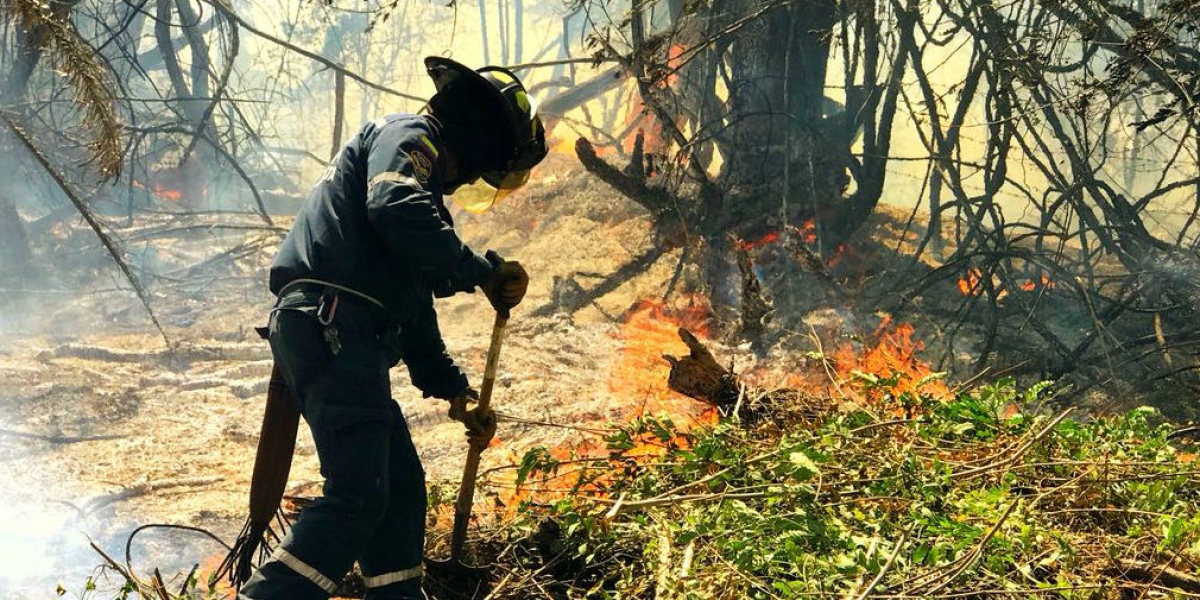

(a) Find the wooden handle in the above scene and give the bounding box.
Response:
[450,311,508,561]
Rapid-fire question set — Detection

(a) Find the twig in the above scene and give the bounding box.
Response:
[198,0,424,103]
[851,523,913,600]
[922,499,1020,595]
[1113,558,1200,593]
[951,408,1073,481]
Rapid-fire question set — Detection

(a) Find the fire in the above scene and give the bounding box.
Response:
[957,267,984,296]
[826,242,849,268]
[735,220,850,268]
[487,297,716,515]
[548,133,578,157]
[608,296,712,417]
[798,219,818,245]
[131,178,184,202]
[736,231,780,251]
[194,552,236,596]
[958,268,1055,297]
[1019,275,1055,292]
[831,316,950,416]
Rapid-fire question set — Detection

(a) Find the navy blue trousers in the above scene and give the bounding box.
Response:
[241,290,427,600]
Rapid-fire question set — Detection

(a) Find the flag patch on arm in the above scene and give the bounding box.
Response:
[409,149,434,184]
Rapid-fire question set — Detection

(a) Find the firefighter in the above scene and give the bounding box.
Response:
[239,57,548,600]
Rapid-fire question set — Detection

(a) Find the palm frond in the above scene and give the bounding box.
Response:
[3,0,122,179]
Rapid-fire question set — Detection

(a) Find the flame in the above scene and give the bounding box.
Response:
[194,552,236,597]
[608,296,711,416]
[735,220,850,269]
[736,231,780,251]
[548,133,578,157]
[1020,275,1055,292]
[799,219,818,245]
[959,269,1054,296]
[826,242,849,268]
[832,316,950,415]
[488,297,716,515]
[957,267,984,296]
[131,178,184,202]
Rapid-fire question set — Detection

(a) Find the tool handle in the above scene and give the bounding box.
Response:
[450,311,508,561]
[475,311,508,413]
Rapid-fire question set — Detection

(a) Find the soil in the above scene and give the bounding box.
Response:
[0,152,713,599]
[1,151,1192,599]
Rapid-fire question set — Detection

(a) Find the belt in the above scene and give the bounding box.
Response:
[276,278,386,311]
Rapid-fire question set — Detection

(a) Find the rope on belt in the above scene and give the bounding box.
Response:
[276,278,387,311]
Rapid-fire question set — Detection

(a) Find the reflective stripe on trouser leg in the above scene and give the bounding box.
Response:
[362,564,424,588]
[267,548,340,594]
[360,403,428,599]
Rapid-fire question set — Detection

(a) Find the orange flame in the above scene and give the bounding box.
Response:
[830,316,950,416]
[608,296,711,416]
[959,269,1054,296]
[193,553,236,597]
[735,221,849,269]
[488,297,717,515]
[736,231,780,251]
[1020,275,1055,292]
[131,179,184,202]
[957,267,984,296]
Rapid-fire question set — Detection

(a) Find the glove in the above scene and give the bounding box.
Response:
[448,388,497,448]
[482,260,530,314]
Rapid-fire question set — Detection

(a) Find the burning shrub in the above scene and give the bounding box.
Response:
[475,379,1200,599]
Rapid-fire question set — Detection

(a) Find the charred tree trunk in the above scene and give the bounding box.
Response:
[664,328,742,410]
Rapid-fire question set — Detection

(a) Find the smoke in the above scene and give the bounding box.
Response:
[0,484,221,598]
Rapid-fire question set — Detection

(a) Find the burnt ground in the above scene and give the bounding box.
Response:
[0,153,715,598]
[1,152,1194,598]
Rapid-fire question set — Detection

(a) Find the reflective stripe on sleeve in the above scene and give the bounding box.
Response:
[361,564,424,588]
[269,547,340,594]
[369,171,422,190]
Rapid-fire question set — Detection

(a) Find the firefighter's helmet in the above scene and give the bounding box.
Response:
[425,57,547,202]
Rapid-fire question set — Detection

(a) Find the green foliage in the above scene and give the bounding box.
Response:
[494,378,1200,599]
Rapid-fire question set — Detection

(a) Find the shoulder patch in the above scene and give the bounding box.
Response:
[409,149,434,184]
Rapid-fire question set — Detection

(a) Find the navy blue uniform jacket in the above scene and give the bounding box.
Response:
[269,114,494,400]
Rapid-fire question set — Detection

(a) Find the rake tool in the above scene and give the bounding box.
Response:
[428,309,509,588]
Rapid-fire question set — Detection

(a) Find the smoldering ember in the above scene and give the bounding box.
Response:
[3,0,1200,599]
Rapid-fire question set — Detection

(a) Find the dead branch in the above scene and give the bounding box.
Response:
[198,0,425,103]
[1,113,168,344]
[1109,559,1200,593]
[574,136,674,215]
